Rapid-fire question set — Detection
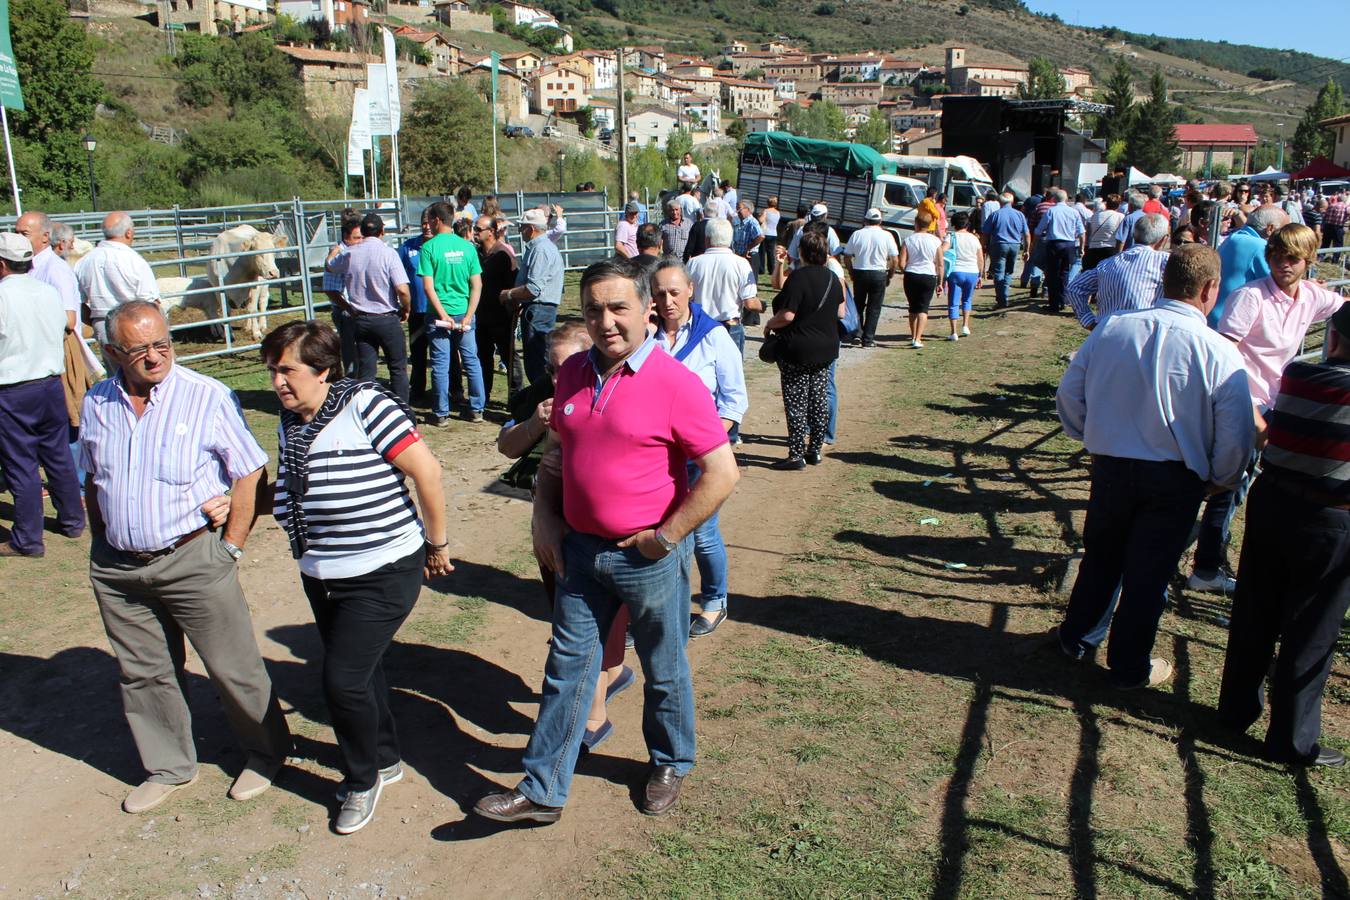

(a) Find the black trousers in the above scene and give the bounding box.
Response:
[353,313,410,403]
[302,547,424,791]
[852,269,888,343]
[1043,239,1079,311]
[407,312,429,400]
[1218,477,1350,762]
[477,315,514,402]
[1082,247,1116,271]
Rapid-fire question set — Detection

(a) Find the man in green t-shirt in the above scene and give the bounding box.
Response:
[417,200,485,424]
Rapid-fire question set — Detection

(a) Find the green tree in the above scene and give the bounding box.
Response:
[1095,56,1136,149]
[1291,78,1345,168]
[780,100,846,141]
[726,118,748,146]
[400,80,494,194]
[8,0,103,204]
[1018,56,1066,100]
[573,105,595,137]
[664,129,694,164]
[854,108,892,152]
[1126,69,1180,174]
[182,119,287,172]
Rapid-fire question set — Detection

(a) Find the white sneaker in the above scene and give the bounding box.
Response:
[336,762,403,802]
[334,778,383,835]
[947,333,959,341]
[961,326,971,337]
[910,339,923,349]
[1187,572,1237,594]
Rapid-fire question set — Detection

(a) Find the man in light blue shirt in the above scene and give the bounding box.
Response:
[502,208,565,385]
[1210,204,1289,328]
[1066,213,1170,330]
[1034,189,1086,313]
[1053,244,1254,690]
[981,192,1029,308]
[1114,192,1147,251]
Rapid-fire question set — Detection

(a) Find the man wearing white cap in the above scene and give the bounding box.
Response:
[843,208,898,347]
[615,202,641,258]
[787,204,842,268]
[501,208,564,385]
[0,233,86,557]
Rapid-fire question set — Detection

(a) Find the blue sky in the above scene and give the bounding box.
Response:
[1024,0,1347,63]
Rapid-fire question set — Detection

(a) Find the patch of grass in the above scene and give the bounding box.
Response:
[401,594,488,647]
[252,841,300,872]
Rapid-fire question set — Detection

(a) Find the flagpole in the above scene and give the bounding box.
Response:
[491,52,500,194]
[1,106,20,215]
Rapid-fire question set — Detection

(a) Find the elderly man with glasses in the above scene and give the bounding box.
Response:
[80,299,292,814]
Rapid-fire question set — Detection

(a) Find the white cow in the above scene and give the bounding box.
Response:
[156,275,223,338]
[207,224,290,342]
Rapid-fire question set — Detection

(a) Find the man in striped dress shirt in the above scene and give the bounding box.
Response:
[1218,302,1350,767]
[81,300,291,814]
[1066,213,1171,330]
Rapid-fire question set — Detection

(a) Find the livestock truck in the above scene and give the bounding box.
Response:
[737,133,926,249]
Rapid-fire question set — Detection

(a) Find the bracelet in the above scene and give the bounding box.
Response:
[425,540,448,550]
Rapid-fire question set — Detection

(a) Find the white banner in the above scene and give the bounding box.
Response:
[382,28,401,134]
[366,65,394,136]
[346,128,365,177]
[350,86,372,150]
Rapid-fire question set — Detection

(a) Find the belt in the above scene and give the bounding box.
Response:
[115,526,211,566]
[1260,472,1350,510]
[349,309,398,318]
[0,374,60,391]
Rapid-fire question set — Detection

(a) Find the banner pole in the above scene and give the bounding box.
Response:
[0,106,20,215]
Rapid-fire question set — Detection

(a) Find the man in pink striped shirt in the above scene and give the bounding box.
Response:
[81,300,291,814]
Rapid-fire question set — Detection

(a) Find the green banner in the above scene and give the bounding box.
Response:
[490,51,499,112]
[0,0,23,112]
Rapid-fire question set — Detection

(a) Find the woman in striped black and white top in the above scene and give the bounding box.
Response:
[262,320,451,836]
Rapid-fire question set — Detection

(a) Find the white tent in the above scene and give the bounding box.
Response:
[1151,173,1185,186]
[1126,166,1153,186]
[1246,166,1288,183]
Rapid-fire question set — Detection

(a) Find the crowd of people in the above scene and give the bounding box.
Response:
[0,165,1347,844]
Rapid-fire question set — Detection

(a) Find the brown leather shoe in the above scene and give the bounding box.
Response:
[473,789,562,824]
[641,765,684,816]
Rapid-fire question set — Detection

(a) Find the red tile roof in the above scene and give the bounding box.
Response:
[1173,124,1259,145]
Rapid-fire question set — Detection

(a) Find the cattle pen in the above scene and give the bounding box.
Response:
[1,190,629,363]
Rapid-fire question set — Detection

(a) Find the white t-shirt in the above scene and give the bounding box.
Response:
[677,163,701,184]
[843,226,897,272]
[902,232,943,276]
[950,231,981,274]
[1087,210,1125,249]
[688,248,757,322]
[0,274,67,385]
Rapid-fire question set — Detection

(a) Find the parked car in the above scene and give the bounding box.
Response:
[542,125,561,138]
[504,124,535,138]
[598,127,614,143]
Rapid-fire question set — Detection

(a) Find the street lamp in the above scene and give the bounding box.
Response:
[557,150,566,193]
[82,133,97,212]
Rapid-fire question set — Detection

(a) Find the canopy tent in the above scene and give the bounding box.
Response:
[1245,166,1288,183]
[1150,173,1185,186]
[1290,156,1350,181]
[1125,166,1153,186]
[743,132,898,179]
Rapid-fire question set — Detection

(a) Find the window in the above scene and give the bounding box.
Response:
[883,183,918,208]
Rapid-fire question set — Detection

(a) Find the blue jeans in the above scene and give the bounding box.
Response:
[990,242,1019,307]
[946,271,978,318]
[519,303,558,386]
[429,316,484,417]
[686,462,728,613]
[826,358,838,444]
[518,531,695,808]
[1058,456,1205,687]
[726,323,745,444]
[1194,447,1259,577]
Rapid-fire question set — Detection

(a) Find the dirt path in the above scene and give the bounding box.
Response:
[1,291,910,899]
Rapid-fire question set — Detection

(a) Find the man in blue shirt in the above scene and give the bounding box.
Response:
[731,201,763,271]
[398,211,432,401]
[1034,189,1086,313]
[1210,204,1289,328]
[1019,193,1044,296]
[981,192,1029,309]
[501,208,565,385]
[1053,244,1254,689]
[1114,192,1147,252]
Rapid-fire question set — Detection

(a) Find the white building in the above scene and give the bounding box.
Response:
[626,107,680,149]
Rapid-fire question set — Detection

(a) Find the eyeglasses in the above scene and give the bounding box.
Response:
[113,339,172,361]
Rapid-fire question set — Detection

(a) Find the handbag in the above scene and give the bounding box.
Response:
[760,273,834,364]
[838,282,860,340]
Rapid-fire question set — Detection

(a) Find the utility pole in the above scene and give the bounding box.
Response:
[616,47,628,203]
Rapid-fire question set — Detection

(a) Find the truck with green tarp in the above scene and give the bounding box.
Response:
[737,132,928,249]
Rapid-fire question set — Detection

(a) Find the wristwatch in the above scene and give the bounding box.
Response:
[653,529,678,554]
[221,539,243,561]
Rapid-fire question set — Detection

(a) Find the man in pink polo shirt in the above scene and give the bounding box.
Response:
[1190,223,1346,591]
[474,257,739,825]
